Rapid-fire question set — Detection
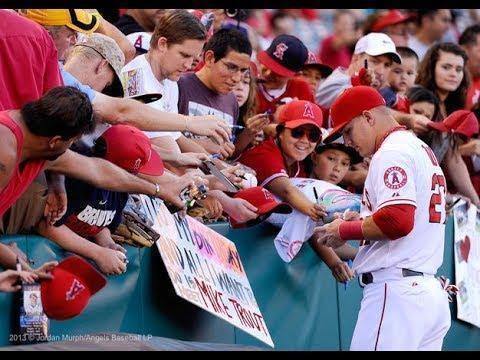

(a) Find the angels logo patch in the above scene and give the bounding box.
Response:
[384,166,407,189]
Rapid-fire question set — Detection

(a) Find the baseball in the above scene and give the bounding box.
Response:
[240,173,257,189]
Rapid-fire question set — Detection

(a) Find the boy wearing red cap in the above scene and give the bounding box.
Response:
[238,100,326,222]
[312,86,451,350]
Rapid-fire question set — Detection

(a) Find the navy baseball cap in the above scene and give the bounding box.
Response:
[258,34,308,78]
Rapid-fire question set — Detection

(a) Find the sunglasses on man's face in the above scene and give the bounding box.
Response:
[290,126,321,143]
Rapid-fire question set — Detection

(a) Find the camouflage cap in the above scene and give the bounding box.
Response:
[75,33,126,97]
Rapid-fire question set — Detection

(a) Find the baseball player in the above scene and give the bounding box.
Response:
[311,86,451,350]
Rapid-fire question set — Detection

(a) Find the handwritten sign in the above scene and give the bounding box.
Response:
[453,202,480,328]
[140,196,273,347]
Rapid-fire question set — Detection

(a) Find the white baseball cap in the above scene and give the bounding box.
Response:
[126,32,152,53]
[354,32,402,64]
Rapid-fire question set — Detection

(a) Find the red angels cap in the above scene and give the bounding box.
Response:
[303,51,333,78]
[40,256,107,320]
[324,86,386,143]
[278,100,324,130]
[230,186,292,229]
[371,10,414,32]
[99,125,164,176]
[427,110,479,139]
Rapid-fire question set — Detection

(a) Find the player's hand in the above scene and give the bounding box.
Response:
[186,115,231,145]
[408,114,431,135]
[312,218,346,248]
[44,189,67,226]
[333,210,361,221]
[330,260,355,283]
[307,202,328,222]
[245,113,270,135]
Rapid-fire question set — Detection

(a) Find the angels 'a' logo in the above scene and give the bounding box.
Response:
[273,43,288,60]
[384,166,407,189]
[303,103,315,119]
[133,158,142,172]
[261,188,274,201]
[66,279,86,301]
[307,52,317,64]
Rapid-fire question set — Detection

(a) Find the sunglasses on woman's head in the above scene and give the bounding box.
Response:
[290,126,321,143]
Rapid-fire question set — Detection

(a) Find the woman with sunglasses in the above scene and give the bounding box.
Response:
[237,100,327,222]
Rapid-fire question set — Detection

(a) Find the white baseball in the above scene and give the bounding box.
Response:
[240,173,257,189]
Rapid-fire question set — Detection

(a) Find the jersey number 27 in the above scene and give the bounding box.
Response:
[423,145,447,224]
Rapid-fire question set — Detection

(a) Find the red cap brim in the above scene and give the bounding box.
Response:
[258,50,296,78]
[55,256,107,295]
[427,121,449,133]
[323,123,348,143]
[283,119,321,130]
[138,150,164,176]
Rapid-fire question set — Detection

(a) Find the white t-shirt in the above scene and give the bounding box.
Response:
[121,54,181,140]
[408,36,433,62]
[353,130,447,275]
[268,178,361,262]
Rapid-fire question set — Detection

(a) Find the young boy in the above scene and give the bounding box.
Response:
[308,142,362,283]
[297,52,333,96]
[381,46,419,112]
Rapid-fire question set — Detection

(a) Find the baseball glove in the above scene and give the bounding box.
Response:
[113,195,160,248]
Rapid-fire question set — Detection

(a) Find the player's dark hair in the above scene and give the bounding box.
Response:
[21,86,95,140]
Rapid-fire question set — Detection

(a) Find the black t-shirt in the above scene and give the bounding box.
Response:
[55,148,128,239]
[115,14,144,35]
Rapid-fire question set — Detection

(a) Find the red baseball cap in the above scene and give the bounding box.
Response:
[303,51,333,78]
[230,186,292,229]
[371,10,414,32]
[428,110,479,139]
[324,86,386,143]
[100,125,164,176]
[40,256,107,320]
[278,100,324,130]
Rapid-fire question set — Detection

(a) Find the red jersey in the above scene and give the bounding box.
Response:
[466,77,480,110]
[0,112,46,217]
[256,78,315,114]
[318,35,352,70]
[0,10,62,110]
[237,138,307,187]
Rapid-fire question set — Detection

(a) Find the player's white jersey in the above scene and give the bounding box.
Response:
[353,130,447,275]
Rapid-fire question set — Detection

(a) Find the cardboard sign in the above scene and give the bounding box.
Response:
[141,196,273,347]
[453,202,480,328]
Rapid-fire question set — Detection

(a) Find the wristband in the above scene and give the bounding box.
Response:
[339,220,364,240]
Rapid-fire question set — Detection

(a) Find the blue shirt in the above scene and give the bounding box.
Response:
[60,65,96,102]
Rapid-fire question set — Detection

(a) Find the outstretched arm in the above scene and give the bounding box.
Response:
[45,150,158,197]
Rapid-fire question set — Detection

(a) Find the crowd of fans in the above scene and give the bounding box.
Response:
[1,8,480,290]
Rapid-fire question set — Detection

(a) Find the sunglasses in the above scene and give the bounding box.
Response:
[290,127,321,143]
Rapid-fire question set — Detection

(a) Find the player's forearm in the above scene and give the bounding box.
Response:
[37,222,102,261]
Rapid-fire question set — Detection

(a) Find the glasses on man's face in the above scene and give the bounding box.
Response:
[220,60,250,76]
[290,126,321,143]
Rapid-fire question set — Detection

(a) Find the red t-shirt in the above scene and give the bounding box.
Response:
[0,111,46,217]
[318,35,352,70]
[466,77,480,110]
[237,138,307,187]
[256,78,315,114]
[0,10,62,110]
